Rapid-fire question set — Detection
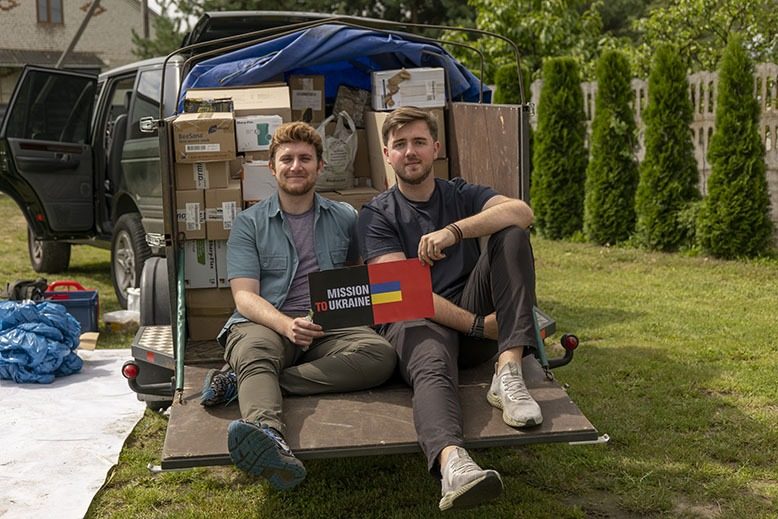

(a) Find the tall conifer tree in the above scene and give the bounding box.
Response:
[531,58,588,239]
[636,44,700,251]
[697,35,773,258]
[584,50,639,245]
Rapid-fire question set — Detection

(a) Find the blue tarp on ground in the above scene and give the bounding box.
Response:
[0,300,82,383]
[179,24,489,110]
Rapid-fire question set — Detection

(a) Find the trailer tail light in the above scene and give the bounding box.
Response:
[122,361,140,380]
[561,334,579,351]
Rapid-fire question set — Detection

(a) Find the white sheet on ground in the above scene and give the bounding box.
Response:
[0,349,146,519]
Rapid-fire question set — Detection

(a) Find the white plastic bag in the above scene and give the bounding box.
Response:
[315,111,357,191]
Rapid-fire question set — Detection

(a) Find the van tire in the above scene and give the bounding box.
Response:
[111,213,151,309]
[140,257,170,326]
[28,227,71,273]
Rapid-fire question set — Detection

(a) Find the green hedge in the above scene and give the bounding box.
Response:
[697,35,773,258]
[635,44,700,251]
[584,50,639,245]
[531,57,588,239]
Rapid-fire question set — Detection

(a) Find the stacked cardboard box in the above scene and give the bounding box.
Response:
[174,84,294,340]
[364,107,448,191]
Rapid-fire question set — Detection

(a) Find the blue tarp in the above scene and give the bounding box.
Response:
[179,24,489,110]
[0,301,83,384]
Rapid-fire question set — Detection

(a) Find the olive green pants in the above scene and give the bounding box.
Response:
[224,322,396,437]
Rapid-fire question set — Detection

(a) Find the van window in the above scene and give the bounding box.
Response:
[128,69,162,139]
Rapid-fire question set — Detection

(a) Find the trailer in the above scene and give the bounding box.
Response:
[117,13,604,470]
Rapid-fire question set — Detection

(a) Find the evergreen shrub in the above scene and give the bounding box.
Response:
[531,57,588,239]
[697,35,773,258]
[584,50,640,245]
[635,44,700,251]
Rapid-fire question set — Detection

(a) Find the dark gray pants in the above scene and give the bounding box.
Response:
[225,322,396,437]
[381,227,537,474]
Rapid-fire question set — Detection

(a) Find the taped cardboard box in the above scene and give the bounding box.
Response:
[290,75,325,123]
[186,287,235,341]
[183,97,234,113]
[184,239,217,289]
[205,183,242,240]
[175,161,230,190]
[364,108,447,190]
[235,115,284,152]
[176,190,206,239]
[172,112,236,163]
[320,187,380,211]
[214,240,230,288]
[185,85,292,120]
[242,160,277,202]
[371,67,446,111]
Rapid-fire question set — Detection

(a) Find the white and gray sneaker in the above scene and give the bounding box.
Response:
[487,361,543,427]
[439,447,503,511]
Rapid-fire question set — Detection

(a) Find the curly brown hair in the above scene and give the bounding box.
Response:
[268,121,323,163]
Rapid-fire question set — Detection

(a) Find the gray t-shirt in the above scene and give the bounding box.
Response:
[280,208,318,313]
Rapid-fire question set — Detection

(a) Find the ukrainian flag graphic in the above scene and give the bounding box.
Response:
[370,281,403,305]
[368,260,434,325]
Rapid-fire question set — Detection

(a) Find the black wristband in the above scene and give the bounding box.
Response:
[468,314,485,338]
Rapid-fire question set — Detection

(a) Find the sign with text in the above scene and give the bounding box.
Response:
[308,259,434,329]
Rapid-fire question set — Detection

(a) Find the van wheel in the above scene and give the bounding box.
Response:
[28,226,71,273]
[140,257,170,326]
[111,213,151,309]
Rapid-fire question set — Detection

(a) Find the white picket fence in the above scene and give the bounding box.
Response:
[531,63,778,241]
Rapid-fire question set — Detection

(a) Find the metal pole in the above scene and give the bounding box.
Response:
[142,0,149,39]
[55,0,102,69]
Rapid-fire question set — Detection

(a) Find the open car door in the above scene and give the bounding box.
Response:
[0,66,97,240]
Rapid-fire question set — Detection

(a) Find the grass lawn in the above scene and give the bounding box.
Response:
[2,194,777,518]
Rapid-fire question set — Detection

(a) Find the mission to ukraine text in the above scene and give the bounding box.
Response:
[326,285,370,299]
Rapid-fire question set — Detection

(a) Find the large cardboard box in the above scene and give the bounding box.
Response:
[185,85,292,120]
[185,287,235,341]
[205,183,242,240]
[235,115,283,152]
[353,129,370,179]
[289,75,325,123]
[433,158,449,181]
[174,161,230,190]
[320,187,380,211]
[214,240,230,288]
[176,190,206,239]
[172,112,236,163]
[242,161,276,202]
[371,67,446,111]
[364,109,447,191]
[184,239,217,289]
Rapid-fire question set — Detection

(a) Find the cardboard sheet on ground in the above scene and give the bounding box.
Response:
[0,349,145,519]
[308,258,434,329]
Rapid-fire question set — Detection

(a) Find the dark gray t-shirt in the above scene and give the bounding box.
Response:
[358,177,497,301]
[280,208,318,313]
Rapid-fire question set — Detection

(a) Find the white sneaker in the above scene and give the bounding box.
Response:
[487,361,543,427]
[439,447,503,511]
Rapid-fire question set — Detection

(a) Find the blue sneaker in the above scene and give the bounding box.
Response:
[227,420,306,490]
[200,367,238,407]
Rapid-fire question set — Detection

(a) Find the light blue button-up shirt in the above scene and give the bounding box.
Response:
[217,192,358,345]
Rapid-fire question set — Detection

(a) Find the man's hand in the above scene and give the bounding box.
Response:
[418,227,458,266]
[283,316,324,348]
[484,313,498,340]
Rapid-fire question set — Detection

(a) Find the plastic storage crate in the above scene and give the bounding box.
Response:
[44,280,99,333]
